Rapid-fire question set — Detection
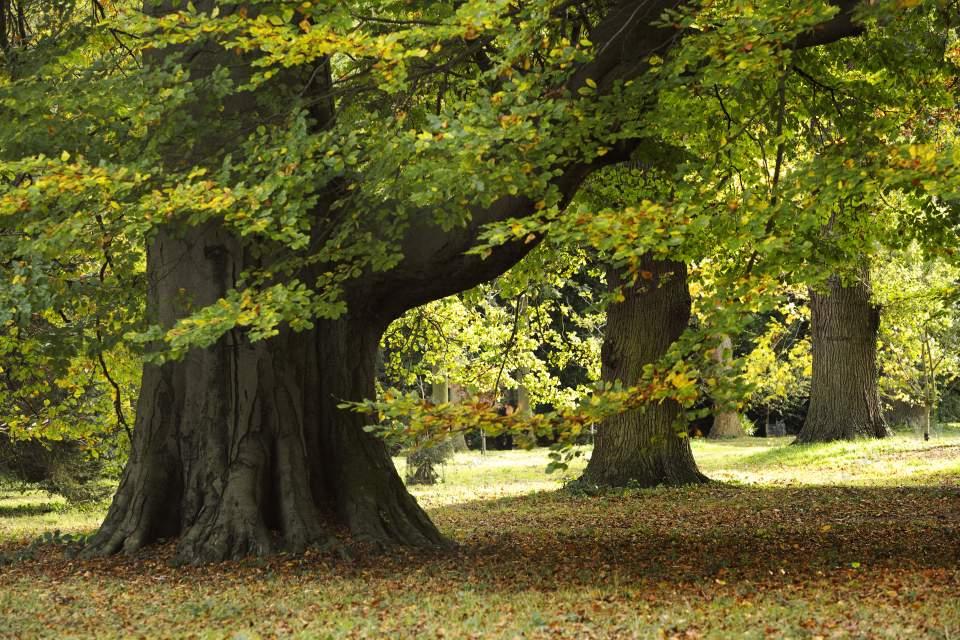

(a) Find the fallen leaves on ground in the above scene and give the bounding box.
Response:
[1,441,959,639]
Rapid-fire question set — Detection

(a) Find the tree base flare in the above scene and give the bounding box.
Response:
[82,254,449,563]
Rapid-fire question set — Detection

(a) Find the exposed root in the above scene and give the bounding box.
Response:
[343,482,453,550]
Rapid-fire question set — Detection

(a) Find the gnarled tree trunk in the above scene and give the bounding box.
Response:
[580,258,708,487]
[85,226,446,564]
[795,272,890,443]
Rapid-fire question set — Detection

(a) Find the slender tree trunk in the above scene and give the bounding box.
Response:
[1,0,9,53]
[922,331,936,441]
[795,272,890,443]
[580,258,708,487]
[405,379,453,485]
[447,384,469,452]
[515,371,538,446]
[516,384,532,418]
[85,226,447,563]
[708,335,744,439]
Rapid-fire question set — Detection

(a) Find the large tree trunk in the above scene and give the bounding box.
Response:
[795,272,890,443]
[710,411,744,439]
[707,335,745,439]
[580,258,708,487]
[85,226,446,564]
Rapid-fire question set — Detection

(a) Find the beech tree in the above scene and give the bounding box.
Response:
[3,0,956,564]
[707,335,744,439]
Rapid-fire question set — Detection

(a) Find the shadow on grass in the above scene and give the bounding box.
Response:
[392,480,960,594]
[0,502,60,518]
[2,476,958,600]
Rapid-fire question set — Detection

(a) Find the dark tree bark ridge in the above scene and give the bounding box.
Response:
[87,227,446,563]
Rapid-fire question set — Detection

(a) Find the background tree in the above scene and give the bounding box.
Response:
[580,259,708,487]
[707,334,745,438]
[796,268,889,443]
[374,1,959,482]
[876,242,960,439]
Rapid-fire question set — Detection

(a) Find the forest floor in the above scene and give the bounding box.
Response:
[1,428,959,639]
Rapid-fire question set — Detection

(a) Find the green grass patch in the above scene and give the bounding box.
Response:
[0,487,105,545]
[697,425,960,486]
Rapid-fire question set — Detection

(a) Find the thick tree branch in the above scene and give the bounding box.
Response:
[361,0,869,318]
[791,0,865,49]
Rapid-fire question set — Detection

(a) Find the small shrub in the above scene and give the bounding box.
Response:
[405,440,454,485]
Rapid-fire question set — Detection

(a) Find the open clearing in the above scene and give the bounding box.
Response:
[1,430,959,639]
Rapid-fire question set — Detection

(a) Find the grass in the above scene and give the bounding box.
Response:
[0,489,104,544]
[1,427,959,639]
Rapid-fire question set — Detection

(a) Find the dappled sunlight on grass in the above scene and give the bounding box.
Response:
[396,448,587,510]
[695,427,960,487]
[401,426,960,512]
[689,435,790,471]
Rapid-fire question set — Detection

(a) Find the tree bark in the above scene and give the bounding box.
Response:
[446,383,469,452]
[710,412,744,438]
[708,335,745,439]
[85,226,447,563]
[795,272,890,443]
[580,258,708,487]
